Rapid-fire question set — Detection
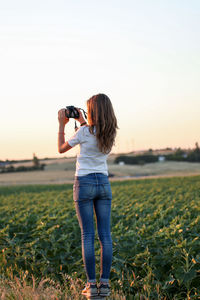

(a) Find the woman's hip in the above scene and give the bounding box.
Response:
[73,173,112,202]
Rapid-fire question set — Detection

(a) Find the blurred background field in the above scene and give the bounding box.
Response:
[0,155,200,186]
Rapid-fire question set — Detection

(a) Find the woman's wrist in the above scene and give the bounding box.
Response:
[78,118,86,124]
[59,123,65,131]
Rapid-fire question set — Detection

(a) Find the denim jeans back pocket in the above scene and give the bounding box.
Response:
[99,183,112,200]
[73,183,95,202]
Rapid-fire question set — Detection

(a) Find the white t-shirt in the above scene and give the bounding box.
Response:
[68,125,109,176]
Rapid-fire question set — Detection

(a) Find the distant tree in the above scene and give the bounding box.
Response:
[194,142,200,153]
[114,154,158,165]
[187,142,200,162]
[165,147,186,161]
[33,153,40,167]
[174,147,185,156]
[6,165,15,172]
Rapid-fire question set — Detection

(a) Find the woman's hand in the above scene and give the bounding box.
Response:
[75,108,86,124]
[58,109,69,125]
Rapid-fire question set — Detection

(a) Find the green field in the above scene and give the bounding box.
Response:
[0,175,200,299]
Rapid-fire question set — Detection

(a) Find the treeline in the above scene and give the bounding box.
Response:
[115,154,158,165]
[115,142,200,165]
[0,164,45,173]
[0,153,46,173]
[0,157,52,164]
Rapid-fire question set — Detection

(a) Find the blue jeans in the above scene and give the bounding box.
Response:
[73,172,113,283]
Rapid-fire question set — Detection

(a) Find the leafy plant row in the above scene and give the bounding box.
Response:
[0,176,200,298]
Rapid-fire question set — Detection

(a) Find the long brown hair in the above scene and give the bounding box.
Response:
[87,94,118,154]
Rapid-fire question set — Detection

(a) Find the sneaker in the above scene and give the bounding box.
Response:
[98,282,111,297]
[81,282,99,297]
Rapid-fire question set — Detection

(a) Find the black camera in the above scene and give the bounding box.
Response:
[65,106,79,119]
[65,106,87,120]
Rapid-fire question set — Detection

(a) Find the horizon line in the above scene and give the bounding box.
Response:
[1,145,197,162]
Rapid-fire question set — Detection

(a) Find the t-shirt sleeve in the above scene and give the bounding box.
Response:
[67,127,83,147]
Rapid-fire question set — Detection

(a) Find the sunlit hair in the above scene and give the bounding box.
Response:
[87,93,118,154]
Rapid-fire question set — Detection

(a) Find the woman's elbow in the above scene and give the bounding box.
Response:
[58,142,72,154]
[58,148,63,154]
[58,148,69,154]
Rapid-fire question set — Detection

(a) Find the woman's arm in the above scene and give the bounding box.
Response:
[58,109,72,154]
[58,107,87,153]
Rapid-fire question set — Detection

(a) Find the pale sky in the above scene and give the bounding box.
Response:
[0,0,200,160]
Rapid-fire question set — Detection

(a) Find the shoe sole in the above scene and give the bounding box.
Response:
[82,291,99,297]
[82,293,99,297]
[99,288,111,297]
[99,293,111,297]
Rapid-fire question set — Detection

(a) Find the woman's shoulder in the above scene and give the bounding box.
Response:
[78,125,96,138]
[77,124,90,135]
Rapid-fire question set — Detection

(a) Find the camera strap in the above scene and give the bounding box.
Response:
[74,108,87,131]
[82,109,87,119]
[74,120,78,130]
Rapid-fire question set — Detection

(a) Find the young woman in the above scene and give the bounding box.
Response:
[58,93,118,298]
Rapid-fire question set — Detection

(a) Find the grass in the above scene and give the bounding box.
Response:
[0,273,127,300]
